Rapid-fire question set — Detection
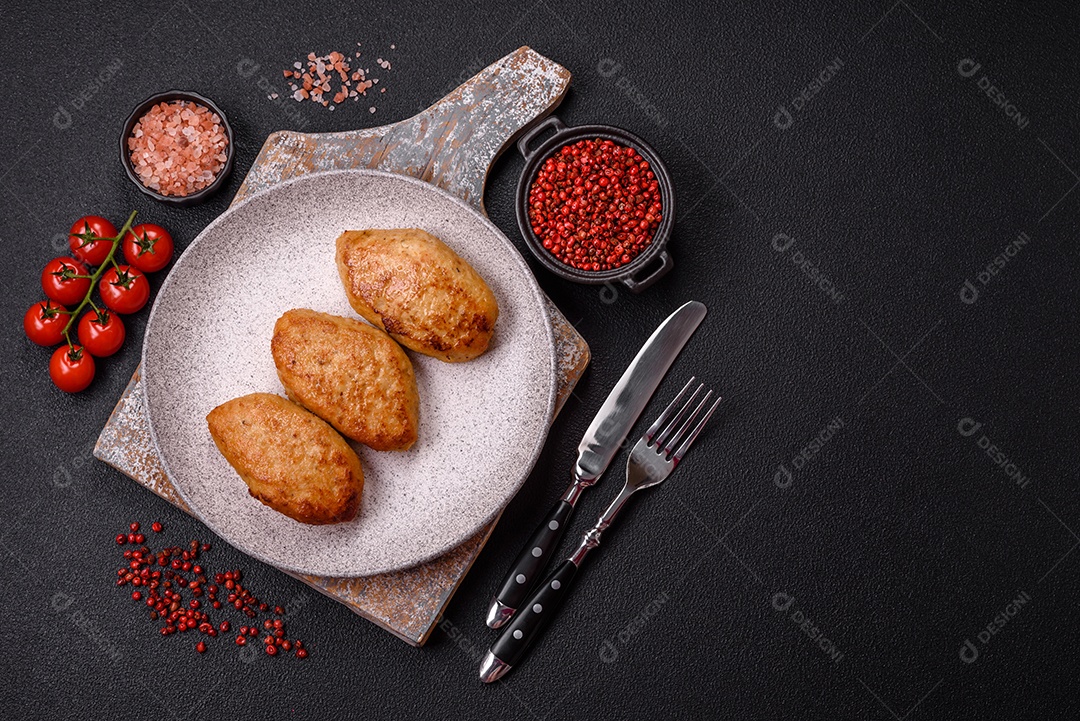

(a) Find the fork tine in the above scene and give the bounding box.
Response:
[644,377,697,444]
[653,384,705,450]
[662,390,712,456]
[670,395,722,462]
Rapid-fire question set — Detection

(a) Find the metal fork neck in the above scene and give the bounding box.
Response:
[569,486,636,566]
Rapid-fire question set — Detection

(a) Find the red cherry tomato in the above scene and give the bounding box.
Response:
[123,223,174,273]
[99,265,149,314]
[41,257,91,305]
[49,344,95,392]
[77,308,126,357]
[68,216,118,266]
[24,300,70,346]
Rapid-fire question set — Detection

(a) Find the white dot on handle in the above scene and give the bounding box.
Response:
[532,603,543,613]
[548,520,559,530]
[515,574,526,584]
[551,580,561,590]
[531,547,542,557]
[513,630,523,640]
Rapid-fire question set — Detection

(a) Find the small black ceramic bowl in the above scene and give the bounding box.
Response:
[120,90,235,207]
[515,116,675,293]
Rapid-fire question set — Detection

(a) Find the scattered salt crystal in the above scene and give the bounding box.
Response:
[280,45,392,114]
[369,107,376,113]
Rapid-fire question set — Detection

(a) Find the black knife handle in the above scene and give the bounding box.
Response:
[490,500,574,625]
[491,560,578,667]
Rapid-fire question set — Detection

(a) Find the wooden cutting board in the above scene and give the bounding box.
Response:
[94,46,589,646]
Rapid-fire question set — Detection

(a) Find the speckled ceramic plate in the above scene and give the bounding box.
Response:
[142,170,557,577]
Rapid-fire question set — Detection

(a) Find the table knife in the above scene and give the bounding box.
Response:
[485,300,706,628]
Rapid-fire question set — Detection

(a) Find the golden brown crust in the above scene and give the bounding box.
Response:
[335,228,499,363]
[206,393,363,525]
[271,309,420,451]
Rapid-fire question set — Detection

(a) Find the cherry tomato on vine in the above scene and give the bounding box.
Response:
[49,344,95,392]
[123,223,174,273]
[24,300,69,346]
[99,265,149,314]
[77,308,125,357]
[41,257,91,306]
[68,215,118,266]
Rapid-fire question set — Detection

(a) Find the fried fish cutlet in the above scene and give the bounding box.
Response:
[334,228,499,363]
[206,393,363,525]
[271,308,420,451]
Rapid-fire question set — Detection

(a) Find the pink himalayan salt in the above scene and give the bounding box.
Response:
[282,46,389,109]
[128,101,228,197]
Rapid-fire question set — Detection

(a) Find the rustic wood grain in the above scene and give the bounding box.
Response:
[94,47,589,646]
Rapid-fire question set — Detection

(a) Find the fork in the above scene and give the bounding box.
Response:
[480,378,721,682]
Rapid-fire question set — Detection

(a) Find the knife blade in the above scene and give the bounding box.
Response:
[485,300,706,628]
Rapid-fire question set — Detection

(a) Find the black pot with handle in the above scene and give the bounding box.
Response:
[514,116,676,293]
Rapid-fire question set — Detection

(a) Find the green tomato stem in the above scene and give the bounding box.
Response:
[61,210,138,339]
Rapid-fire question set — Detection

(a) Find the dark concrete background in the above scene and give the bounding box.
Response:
[2,1,1078,718]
